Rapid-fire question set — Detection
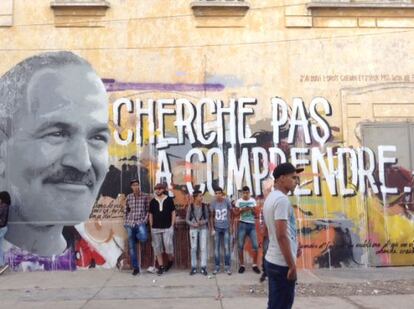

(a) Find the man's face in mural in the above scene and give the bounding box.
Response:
[5,64,109,225]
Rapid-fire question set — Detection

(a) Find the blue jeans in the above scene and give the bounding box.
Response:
[125,224,148,269]
[262,236,269,272]
[238,221,258,253]
[214,227,231,268]
[0,226,7,266]
[189,228,208,268]
[265,260,296,309]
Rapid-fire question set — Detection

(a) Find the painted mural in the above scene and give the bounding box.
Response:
[0,51,413,271]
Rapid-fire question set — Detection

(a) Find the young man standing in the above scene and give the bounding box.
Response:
[210,187,232,275]
[263,163,303,309]
[186,189,209,276]
[234,186,260,274]
[149,183,176,275]
[124,179,150,276]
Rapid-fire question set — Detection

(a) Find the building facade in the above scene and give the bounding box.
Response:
[1,0,414,271]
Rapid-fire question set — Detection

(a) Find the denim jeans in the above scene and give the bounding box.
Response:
[265,260,296,309]
[0,226,7,266]
[189,228,208,268]
[214,227,231,268]
[125,223,148,269]
[238,221,258,253]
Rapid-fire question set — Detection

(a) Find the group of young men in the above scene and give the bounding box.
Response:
[124,179,263,277]
[125,162,303,309]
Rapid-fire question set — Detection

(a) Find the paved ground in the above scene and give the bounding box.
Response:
[1,267,414,308]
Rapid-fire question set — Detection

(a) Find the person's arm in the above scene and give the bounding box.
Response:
[199,204,209,226]
[171,210,176,229]
[275,220,296,280]
[233,199,241,216]
[170,198,176,228]
[148,201,153,228]
[240,199,257,214]
[185,205,196,227]
[227,200,233,234]
[125,196,131,215]
[209,205,215,234]
[144,195,150,223]
[185,204,197,227]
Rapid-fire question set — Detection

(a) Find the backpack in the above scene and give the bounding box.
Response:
[190,203,207,222]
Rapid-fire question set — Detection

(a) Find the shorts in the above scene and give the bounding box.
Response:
[151,227,174,256]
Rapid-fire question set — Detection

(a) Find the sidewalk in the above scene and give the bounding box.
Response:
[1,267,414,309]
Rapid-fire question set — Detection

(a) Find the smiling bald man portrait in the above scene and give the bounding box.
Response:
[0,51,109,256]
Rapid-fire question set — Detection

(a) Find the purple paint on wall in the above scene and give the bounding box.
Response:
[6,248,76,271]
[102,78,225,92]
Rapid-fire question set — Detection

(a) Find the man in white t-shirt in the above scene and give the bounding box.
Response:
[263,163,303,309]
[234,186,260,274]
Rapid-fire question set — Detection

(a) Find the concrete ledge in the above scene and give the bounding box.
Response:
[50,1,110,9]
[0,15,12,27]
[50,1,110,27]
[307,2,414,10]
[0,0,13,27]
[191,1,250,17]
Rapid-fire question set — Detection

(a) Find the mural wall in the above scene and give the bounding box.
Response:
[0,0,414,271]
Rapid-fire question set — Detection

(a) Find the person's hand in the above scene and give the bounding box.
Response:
[287,266,297,281]
[296,247,302,258]
[211,230,216,236]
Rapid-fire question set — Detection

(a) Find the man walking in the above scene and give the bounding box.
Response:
[186,189,209,276]
[149,183,176,275]
[263,163,303,309]
[124,179,150,276]
[234,186,260,274]
[210,187,232,275]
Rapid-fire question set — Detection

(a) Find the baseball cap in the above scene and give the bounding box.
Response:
[154,183,166,190]
[272,163,304,180]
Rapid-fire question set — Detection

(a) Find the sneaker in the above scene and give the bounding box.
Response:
[132,268,140,276]
[238,265,245,274]
[225,267,232,276]
[0,264,9,275]
[165,260,174,272]
[147,266,157,274]
[200,267,208,276]
[252,265,261,274]
[212,267,220,275]
[189,268,197,275]
[259,273,266,283]
[157,266,165,276]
